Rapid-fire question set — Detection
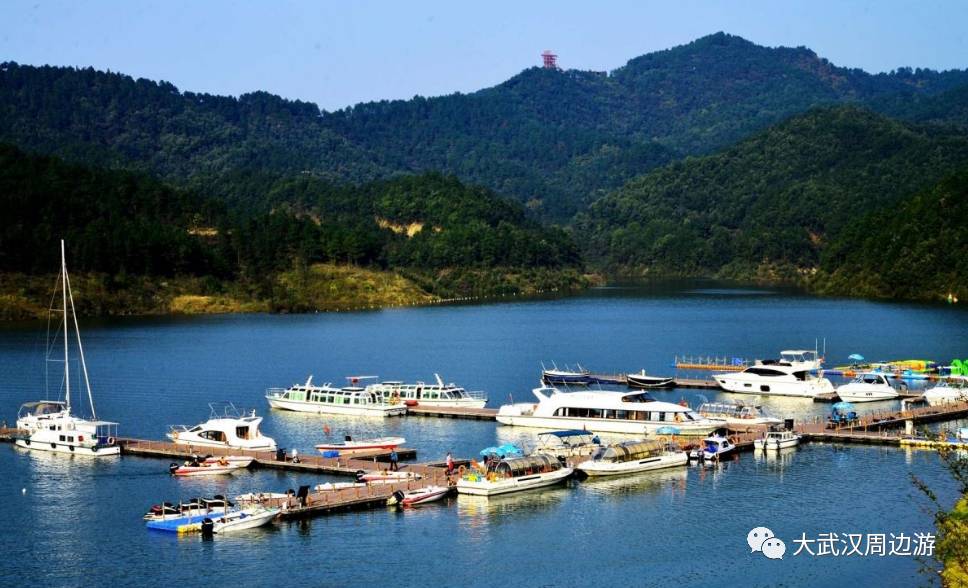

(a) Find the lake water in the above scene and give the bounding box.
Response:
[1,281,966,587]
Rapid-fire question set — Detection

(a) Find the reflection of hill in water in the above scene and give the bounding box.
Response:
[578,467,688,499]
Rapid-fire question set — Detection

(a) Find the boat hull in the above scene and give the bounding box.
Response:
[315,436,406,452]
[14,438,120,457]
[577,452,688,477]
[494,414,718,437]
[173,464,247,476]
[456,467,573,496]
[265,396,406,417]
[753,437,801,450]
[213,508,279,533]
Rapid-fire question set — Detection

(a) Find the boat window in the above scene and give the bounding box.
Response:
[200,430,226,442]
[621,393,657,403]
[793,371,807,381]
[657,412,666,422]
[59,435,65,441]
[236,426,249,439]
[746,368,785,377]
[190,426,202,432]
[554,408,565,416]
[614,410,628,420]
[588,409,602,419]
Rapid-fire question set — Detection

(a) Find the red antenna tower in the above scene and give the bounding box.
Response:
[541,50,558,70]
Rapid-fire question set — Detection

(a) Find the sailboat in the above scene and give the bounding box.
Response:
[15,241,120,457]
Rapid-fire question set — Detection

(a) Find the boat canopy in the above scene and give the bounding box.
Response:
[493,454,563,477]
[537,430,596,445]
[18,401,67,417]
[598,440,664,463]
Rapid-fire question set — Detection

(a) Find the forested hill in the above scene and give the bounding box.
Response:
[0,144,584,317]
[577,105,968,299]
[3,33,967,217]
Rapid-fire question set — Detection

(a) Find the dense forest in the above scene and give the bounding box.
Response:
[1,32,968,311]
[577,105,968,298]
[3,33,968,218]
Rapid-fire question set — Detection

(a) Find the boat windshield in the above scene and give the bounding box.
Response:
[621,392,657,403]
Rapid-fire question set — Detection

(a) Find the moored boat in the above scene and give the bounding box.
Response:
[576,440,687,478]
[835,373,899,403]
[541,363,592,386]
[315,435,405,454]
[167,402,276,450]
[626,370,676,389]
[169,455,253,476]
[15,241,120,458]
[456,454,572,497]
[714,363,834,398]
[207,507,279,534]
[266,376,407,417]
[753,430,801,451]
[387,486,451,506]
[496,386,722,436]
[356,469,421,483]
[688,435,735,461]
[695,400,780,427]
[365,374,487,409]
[922,380,968,406]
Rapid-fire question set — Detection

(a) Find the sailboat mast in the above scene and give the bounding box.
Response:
[61,240,71,413]
[65,257,96,420]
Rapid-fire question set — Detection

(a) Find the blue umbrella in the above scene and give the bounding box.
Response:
[656,426,681,435]
[479,446,499,457]
[831,402,855,412]
[848,354,865,362]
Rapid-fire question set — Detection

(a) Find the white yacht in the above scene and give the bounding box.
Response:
[496,386,723,436]
[576,440,688,477]
[265,376,406,417]
[714,363,834,398]
[456,454,573,496]
[753,430,801,451]
[758,350,824,371]
[15,241,120,457]
[168,402,276,450]
[922,380,968,406]
[365,374,487,409]
[835,373,899,403]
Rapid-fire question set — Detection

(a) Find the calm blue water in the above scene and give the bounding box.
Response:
[1,282,966,586]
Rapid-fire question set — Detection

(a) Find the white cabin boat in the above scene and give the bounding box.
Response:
[387,486,451,507]
[366,374,487,409]
[689,435,735,461]
[15,242,120,458]
[714,363,834,398]
[456,454,573,496]
[265,376,407,417]
[695,401,780,426]
[168,403,276,450]
[923,380,968,406]
[496,386,722,436]
[576,440,688,477]
[835,373,899,403]
[753,430,801,451]
[209,507,279,534]
[533,429,602,458]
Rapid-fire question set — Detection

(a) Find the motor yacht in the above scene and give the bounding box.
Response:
[456,454,573,496]
[265,376,407,417]
[689,435,735,461]
[922,380,968,406]
[168,402,276,450]
[753,430,801,451]
[365,374,487,409]
[496,386,722,436]
[576,440,687,477]
[15,242,120,458]
[835,373,899,403]
[714,363,834,397]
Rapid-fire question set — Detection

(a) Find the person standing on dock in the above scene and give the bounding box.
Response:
[446,452,454,474]
[390,449,399,471]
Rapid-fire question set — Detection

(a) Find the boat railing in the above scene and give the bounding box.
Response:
[465,390,488,401]
[265,388,287,398]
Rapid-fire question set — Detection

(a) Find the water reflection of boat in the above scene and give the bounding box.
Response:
[578,466,688,497]
[456,485,571,518]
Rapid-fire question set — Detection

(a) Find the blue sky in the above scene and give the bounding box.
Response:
[1,1,966,111]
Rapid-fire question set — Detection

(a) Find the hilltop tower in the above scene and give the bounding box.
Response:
[541,50,558,69]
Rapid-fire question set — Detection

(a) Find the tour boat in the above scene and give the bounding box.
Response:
[456,454,573,497]
[265,376,407,417]
[753,430,801,451]
[689,435,735,461]
[167,402,276,450]
[169,455,253,476]
[365,374,488,409]
[922,380,968,406]
[713,363,835,398]
[541,363,592,386]
[315,435,406,454]
[695,401,781,426]
[207,507,279,534]
[835,373,899,403]
[575,440,688,478]
[496,386,723,436]
[15,242,120,458]
[533,430,602,458]
[387,486,451,506]
[626,370,676,389]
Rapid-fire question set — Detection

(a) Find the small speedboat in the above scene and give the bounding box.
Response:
[689,435,735,462]
[835,373,899,403]
[356,469,421,483]
[315,436,406,454]
[923,380,968,406]
[168,402,276,450]
[626,370,676,389]
[205,507,279,534]
[387,486,450,506]
[169,455,252,476]
[753,430,801,451]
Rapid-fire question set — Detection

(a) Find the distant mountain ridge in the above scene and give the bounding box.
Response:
[3,32,967,217]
